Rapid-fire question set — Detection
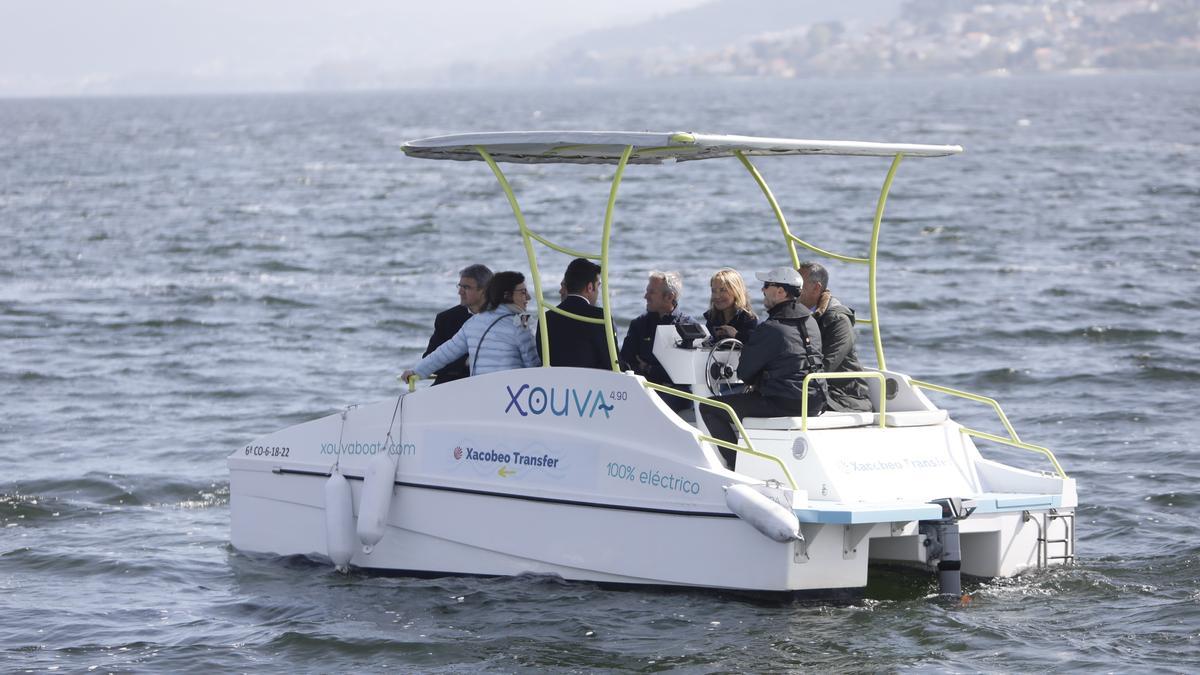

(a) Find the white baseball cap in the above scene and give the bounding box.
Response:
[755,266,803,288]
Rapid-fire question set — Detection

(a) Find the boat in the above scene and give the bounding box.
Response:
[228,131,1077,594]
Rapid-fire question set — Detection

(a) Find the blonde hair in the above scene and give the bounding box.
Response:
[708,268,756,321]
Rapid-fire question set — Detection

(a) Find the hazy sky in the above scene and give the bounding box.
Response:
[0,0,711,97]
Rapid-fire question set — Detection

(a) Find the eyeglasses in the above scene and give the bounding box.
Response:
[456,283,478,291]
[512,288,530,297]
[761,283,776,290]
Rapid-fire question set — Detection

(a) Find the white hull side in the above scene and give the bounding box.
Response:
[231,469,872,591]
[229,368,1075,592]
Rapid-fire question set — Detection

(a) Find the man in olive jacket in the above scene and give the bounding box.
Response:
[800,262,873,413]
[699,266,825,469]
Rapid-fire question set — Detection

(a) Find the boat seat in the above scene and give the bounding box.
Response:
[742,411,875,430]
[877,409,948,427]
[741,409,949,431]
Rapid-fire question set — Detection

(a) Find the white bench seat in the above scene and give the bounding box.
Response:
[741,409,948,431]
[742,411,875,430]
[880,409,948,427]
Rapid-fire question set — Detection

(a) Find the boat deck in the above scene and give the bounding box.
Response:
[795,492,1064,524]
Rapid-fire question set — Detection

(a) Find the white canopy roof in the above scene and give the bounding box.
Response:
[401,131,963,165]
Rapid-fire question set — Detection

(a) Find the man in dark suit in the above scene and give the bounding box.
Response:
[537,258,614,370]
[422,264,492,385]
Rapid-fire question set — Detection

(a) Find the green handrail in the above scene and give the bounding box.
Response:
[909,379,1021,440]
[909,378,1066,478]
[641,380,798,490]
[799,371,888,431]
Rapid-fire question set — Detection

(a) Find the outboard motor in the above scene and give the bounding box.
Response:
[922,497,975,597]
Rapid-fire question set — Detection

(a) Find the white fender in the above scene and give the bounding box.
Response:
[356,453,397,553]
[323,470,357,571]
[725,483,801,542]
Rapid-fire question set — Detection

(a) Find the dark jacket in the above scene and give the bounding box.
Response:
[620,307,692,385]
[736,298,824,406]
[537,295,614,370]
[423,304,471,385]
[814,295,873,412]
[620,308,693,410]
[703,307,758,344]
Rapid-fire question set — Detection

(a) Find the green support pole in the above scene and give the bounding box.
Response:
[475,146,553,365]
[600,145,633,371]
[869,154,903,372]
[735,151,800,269]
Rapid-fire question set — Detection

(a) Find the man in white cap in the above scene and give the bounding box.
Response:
[699,266,826,470]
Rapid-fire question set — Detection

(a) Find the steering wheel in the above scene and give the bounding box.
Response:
[705,338,742,395]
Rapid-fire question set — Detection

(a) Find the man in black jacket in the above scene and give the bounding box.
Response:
[621,270,692,410]
[800,262,872,412]
[422,264,492,386]
[538,258,614,370]
[699,266,825,469]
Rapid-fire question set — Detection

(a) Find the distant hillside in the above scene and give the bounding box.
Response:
[522,0,1200,81]
[548,0,901,55]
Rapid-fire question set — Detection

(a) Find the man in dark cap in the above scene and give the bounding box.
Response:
[699,266,825,469]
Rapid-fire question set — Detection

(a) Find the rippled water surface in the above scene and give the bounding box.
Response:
[3,74,1200,672]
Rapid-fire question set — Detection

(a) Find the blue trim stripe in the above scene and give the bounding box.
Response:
[794,503,943,524]
[795,493,1064,524]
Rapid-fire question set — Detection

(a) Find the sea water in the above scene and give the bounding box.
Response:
[2,73,1199,671]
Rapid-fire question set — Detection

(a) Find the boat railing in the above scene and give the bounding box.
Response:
[799,371,889,431]
[908,379,1066,478]
[640,380,799,490]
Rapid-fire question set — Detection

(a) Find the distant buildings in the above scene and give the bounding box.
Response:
[545,0,1200,80]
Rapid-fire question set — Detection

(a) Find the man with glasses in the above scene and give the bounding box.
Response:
[699,266,825,470]
[422,263,492,386]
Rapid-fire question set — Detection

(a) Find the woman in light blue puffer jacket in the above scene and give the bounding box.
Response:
[403,271,540,382]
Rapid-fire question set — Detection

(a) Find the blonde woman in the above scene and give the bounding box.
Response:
[703,268,758,343]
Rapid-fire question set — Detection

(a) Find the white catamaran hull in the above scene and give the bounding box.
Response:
[229,367,1075,592]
